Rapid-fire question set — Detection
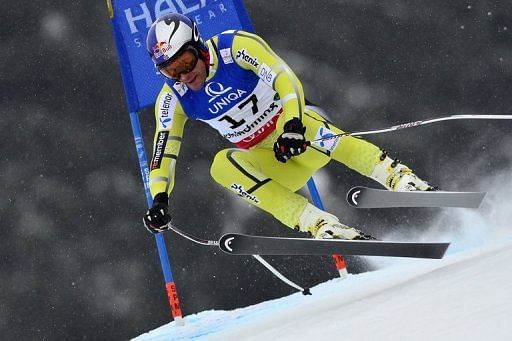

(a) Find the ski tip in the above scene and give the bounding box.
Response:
[432,242,451,259]
[475,192,487,208]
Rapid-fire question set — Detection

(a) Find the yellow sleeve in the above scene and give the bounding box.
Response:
[231,31,306,131]
[149,83,187,199]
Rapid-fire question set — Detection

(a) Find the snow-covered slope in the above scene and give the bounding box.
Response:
[133,238,512,341]
[134,173,512,341]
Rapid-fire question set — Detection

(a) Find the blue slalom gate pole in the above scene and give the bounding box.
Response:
[307,178,348,278]
[129,111,184,323]
[107,0,255,324]
[108,0,255,323]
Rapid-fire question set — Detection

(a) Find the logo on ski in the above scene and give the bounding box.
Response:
[347,188,361,206]
[222,236,235,253]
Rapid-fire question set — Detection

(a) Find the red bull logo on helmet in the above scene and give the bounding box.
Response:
[153,41,171,59]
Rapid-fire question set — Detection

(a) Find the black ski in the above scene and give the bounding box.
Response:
[346,186,486,209]
[218,233,449,259]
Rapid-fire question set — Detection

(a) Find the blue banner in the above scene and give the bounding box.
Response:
[109,0,254,112]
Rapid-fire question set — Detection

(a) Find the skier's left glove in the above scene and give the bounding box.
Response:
[273,118,308,163]
[143,192,172,234]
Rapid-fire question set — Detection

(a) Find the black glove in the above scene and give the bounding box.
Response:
[143,192,171,234]
[273,118,308,163]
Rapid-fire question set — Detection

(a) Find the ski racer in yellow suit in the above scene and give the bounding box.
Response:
[142,13,434,239]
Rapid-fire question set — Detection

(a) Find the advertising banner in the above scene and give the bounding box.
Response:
[108,0,253,111]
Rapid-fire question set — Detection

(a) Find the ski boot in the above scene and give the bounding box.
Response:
[297,203,375,240]
[371,151,436,191]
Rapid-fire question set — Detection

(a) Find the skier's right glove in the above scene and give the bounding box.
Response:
[143,192,172,234]
[273,118,308,163]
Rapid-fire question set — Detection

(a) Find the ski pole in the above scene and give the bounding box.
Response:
[308,114,512,144]
[252,255,311,295]
[166,223,310,294]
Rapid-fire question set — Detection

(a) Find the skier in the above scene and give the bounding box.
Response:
[142,13,434,240]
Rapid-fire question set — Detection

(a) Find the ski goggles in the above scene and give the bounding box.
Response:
[157,45,199,80]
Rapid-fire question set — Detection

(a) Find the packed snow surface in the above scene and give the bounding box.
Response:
[134,175,512,340]
[134,239,512,340]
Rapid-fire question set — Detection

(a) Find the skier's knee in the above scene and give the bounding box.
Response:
[210,149,230,183]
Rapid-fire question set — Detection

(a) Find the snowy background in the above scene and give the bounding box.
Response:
[2,1,512,340]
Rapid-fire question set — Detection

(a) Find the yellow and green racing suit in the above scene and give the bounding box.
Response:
[149,30,383,229]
